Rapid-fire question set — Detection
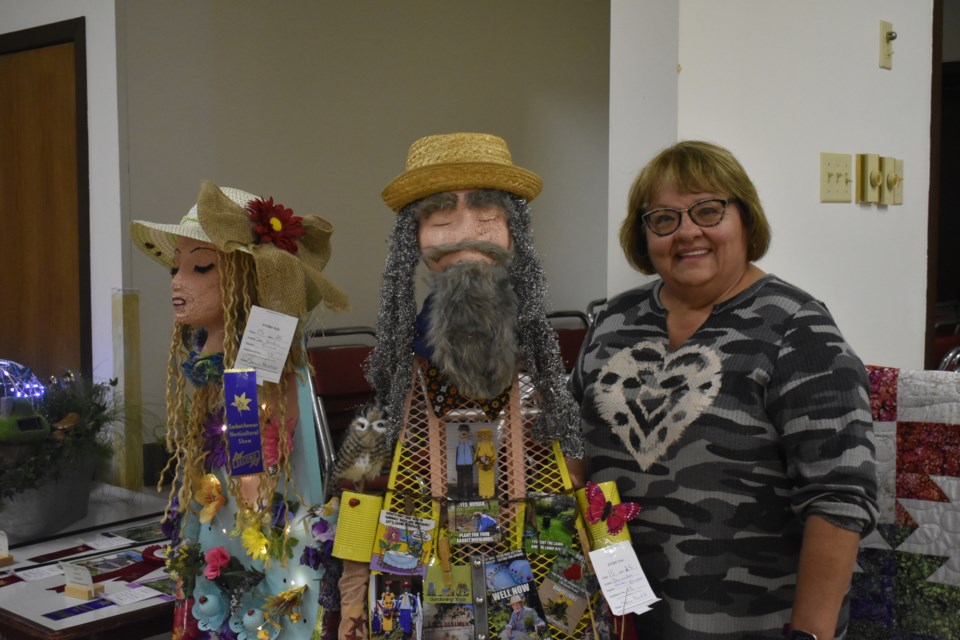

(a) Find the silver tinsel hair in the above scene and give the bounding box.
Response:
[364,194,584,458]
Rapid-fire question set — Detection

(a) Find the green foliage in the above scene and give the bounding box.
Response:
[167,541,203,598]
[0,375,119,504]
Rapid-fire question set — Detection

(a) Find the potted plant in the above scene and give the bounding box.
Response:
[0,372,120,543]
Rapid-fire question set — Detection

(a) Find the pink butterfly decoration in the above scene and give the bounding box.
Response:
[584,481,640,536]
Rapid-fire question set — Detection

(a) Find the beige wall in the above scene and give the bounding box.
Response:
[118,1,611,415]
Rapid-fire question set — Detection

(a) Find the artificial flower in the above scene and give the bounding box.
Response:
[269,497,296,530]
[262,585,308,627]
[246,197,305,254]
[311,518,332,541]
[204,546,231,580]
[202,409,227,470]
[242,526,270,562]
[161,497,182,547]
[262,420,294,468]
[182,350,225,387]
[299,545,322,571]
[195,473,226,523]
[167,542,203,601]
[265,527,298,564]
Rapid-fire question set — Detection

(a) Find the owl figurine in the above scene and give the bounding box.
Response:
[329,403,390,492]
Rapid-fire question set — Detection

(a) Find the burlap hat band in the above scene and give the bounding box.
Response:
[381,163,542,211]
[197,180,349,314]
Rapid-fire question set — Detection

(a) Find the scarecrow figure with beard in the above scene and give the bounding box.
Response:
[334,133,585,640]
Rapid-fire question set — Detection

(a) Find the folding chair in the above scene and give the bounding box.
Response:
[586,297,607,324]
[305,326,377,485]
[546,310,590,374]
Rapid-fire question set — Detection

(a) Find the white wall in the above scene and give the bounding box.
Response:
[607,0,679,298]
[0,0,122,381]
[609,0,932,370]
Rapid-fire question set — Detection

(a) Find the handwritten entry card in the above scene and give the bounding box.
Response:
[235,305,298,384]
[588,541,659,616]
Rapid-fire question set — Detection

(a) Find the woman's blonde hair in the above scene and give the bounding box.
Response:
[619,140,771,274]
[162,249,306,544]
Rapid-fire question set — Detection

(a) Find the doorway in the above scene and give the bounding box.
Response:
[0,18,91,379]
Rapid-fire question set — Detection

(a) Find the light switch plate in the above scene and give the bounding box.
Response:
[880,156,895,205]
[894,158,904,204]
[880,20,894,69]
[857,154,882,204]
[820,152,852,203]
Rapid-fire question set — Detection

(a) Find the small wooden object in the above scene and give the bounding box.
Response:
[62,562,103,600]
[64,582,104,600]
[0,532,10,567]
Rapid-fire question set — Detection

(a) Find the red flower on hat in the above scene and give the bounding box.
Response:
[246,197,305,254]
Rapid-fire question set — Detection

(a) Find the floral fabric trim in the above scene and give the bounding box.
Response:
[423,362,510,421]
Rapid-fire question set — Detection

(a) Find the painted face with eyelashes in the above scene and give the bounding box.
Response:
[170,236,223,332]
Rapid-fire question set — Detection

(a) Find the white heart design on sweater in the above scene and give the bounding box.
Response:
[594,341,722,471]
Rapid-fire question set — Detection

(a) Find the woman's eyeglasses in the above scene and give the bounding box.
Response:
[640,198,731,236]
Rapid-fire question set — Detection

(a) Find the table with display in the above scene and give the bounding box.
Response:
[0,514,173,640]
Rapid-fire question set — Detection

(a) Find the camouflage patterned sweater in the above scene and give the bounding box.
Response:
[571,275,878,640]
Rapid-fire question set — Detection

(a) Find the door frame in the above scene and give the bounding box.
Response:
[0,18,91,377]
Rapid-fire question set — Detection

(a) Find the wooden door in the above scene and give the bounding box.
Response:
[0,19,90,379]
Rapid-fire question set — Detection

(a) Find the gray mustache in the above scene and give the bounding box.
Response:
[421,240,512,264]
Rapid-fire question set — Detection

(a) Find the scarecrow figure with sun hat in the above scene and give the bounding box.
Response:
[132,181,349,640]
[329,133,589,640]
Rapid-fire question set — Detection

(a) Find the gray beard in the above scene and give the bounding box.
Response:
[425,261,518,399]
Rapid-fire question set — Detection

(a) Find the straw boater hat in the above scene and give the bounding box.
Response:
[381,132,543,211]
[131,180,349,317]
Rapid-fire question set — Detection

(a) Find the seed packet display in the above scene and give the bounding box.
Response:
[537,552,592,635]
[484,549,551,640]
[522,492,577,556]
[422,564,474,640]
[447,499,501,545]
[370,509,437,576]
[370,572,424,640]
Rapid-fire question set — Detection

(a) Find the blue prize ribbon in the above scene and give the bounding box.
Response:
[223,369,265,476]
[43,598,115,620]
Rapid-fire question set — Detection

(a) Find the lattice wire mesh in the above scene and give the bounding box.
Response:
[382,362,593,640]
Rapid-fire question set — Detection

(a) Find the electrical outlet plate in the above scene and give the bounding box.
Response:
[880,20,894,69]
[820,152,852,203]
[857,153,881,203]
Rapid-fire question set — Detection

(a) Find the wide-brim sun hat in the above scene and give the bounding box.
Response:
[381,132,543,211]
[131,186,256,269]
[131,181,349,317]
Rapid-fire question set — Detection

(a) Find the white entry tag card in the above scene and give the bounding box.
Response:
[104,585,165,606]
[588,540,659,616]
[235,305,298,385]
[0,531,8,555]
[83,532,134,550]
[60,562,93,588]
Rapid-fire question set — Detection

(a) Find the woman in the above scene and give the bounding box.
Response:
[571,141,877,640]
[132,181,348,639]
